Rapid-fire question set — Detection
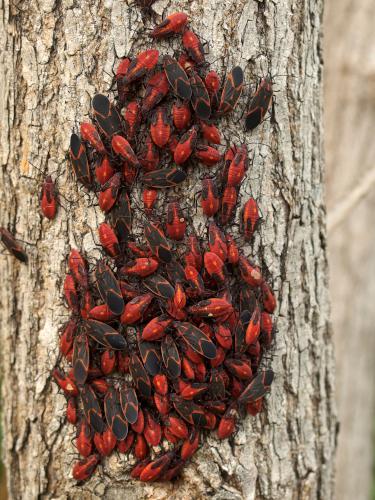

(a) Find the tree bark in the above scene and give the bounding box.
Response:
[324,0,375,498]
[0,0,336,498]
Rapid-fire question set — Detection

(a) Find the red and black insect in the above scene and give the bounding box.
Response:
[189,70,211,121]
[208,222,228,262]
[150,106,171,148]
[260,280,277,313]
[63,274,80,314]
[120,257,159,278]
[174,125,198,165]
[95,260,124,315]
[120,387,139,424]
[142,72,169,115]
[122,49,159,85]
[95,156,115,185]
[101,349,117,374]
[225,357,252,380]
[98,172,122,213]
[172,101,191,130]
[139,452,174,482]
[53,368,78,396]
[120,293,153,324]
[194,145,220,166]
[139,135,160,172]
[98,222,120,258]
[161,334,181,378]
[73,333,90,386]
[200,121,221,144]
[70,134,92,187]
[68,249,88,289]
[144,221,172,263]
[91,94,123,138]
[112,135,139,166]
[72,454,100,482]
[163,55,192,100]
[40,175,58,220]
[204,251,225,283]
[237,370,274,404]
[245,303,261,345]
[188,298,233,319]
[181,429,200,460]
[175,321,217,359]
[80,122,105,154]
[166,201,187,241]
[110,189,132,243]
[220,186,238,225]
[129,352,152,398]
[151,12,188,38]
[182,29,205,65]
[143,167,187,189]
[104,387,129,441]
[234,310,251,355]
[185,234,203,271]
[0,227,28,263]
[142,314,172,341]
[201,177,220,217]
[242,197,260,240]
[139,340,162,376]
[184,265,205,296]
[204,74,219,111]
[144,273,175,299]
[143,188,158,214]
[76,420,93,457]
[245,77,273,131]
[171,396,208,427]
[80,384,105,433]
[86,320,126,350]
[217,66,244,116]
[227,144,248,187]
[238,256,263,287]
[123,101,142,141]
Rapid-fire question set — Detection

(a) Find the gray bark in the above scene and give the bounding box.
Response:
[324,0,375,498]
[0,0,335,498]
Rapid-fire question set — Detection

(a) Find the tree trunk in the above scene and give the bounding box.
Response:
[324,0,375,498]
[0,0,336,498]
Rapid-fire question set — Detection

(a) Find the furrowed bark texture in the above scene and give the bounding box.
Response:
[324,0,375,498]
[0,0,335,498]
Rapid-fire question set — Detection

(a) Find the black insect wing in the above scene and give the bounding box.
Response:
[72,333,89,386]
[163,55,192,100]
[69,133,92,186]
[120,387,139,424]
[143,274,175,299]
[95,260,124,315]
[142,167,187,188]
[129,353,152,398]
[237,370,274,404]
[80,384,105,433]
[175,322,217,359]
[189,70,211,120]
[139,340,162,376]
[161,335,181,378]
[86,320,126,350]
[0,228,28,263]
[104,387,128,440]
[110,190,132,243]
[92,94,123,138]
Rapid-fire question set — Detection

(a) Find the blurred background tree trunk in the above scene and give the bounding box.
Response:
[325,1,375,499]
[0,0,336,498]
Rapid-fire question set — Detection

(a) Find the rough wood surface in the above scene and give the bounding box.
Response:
[0,0,336,498]
[324,0,375,498]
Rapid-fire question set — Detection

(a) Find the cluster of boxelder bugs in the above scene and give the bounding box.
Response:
[49,11,277,484]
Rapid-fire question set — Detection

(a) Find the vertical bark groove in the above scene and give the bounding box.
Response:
[0,0,335,498]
